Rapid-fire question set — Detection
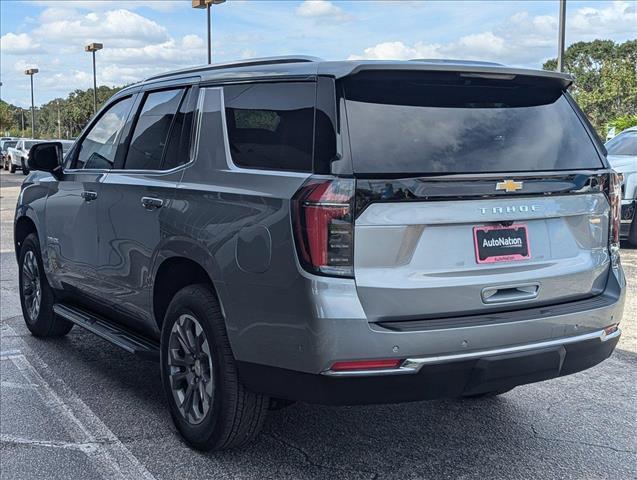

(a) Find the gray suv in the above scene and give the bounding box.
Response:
[15,57,626,451]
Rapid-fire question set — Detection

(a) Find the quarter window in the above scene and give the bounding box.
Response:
[76,96,134,170]
[223,82,315,172]
[124,89,185,170]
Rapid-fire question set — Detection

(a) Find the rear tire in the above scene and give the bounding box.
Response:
[18,234,73,337]
[628,216,637,247]
[160,284,269,451]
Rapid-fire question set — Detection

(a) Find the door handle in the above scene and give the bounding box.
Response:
[481,283,539,304]
[81,190,98,201]
[141,197,164,210]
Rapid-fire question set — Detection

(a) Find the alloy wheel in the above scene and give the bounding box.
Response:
[168,314,214,425]
[21,250,41,321]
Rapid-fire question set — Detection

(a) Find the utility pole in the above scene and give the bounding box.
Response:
[557,0,567,72]
[21,109,25,132]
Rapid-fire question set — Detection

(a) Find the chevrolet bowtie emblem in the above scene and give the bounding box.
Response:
[496,179,523,193]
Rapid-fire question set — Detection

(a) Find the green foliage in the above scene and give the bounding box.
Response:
[2,85,125,139]
[607,115,637,133]
[543,40,637,137]
[0,101,16,134]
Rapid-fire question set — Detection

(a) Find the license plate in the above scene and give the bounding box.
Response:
[473,224,530,264]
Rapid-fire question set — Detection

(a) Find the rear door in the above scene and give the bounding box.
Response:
[342,71,610,321]
[97,85,197,333]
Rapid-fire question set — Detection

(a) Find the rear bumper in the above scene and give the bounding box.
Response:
[232,266,625,403]
[237,328,620,405]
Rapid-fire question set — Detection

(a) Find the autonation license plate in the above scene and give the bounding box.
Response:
[473,224,530,264]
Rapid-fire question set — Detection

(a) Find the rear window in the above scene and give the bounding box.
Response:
[606,131,637,156]
[223,82,315,172]
[343,71,603,174]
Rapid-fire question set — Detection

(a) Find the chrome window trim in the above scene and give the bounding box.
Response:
[63,87,203,177]
[321,328,621,377]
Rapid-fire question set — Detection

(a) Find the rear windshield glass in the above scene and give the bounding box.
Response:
[606,131,637,156]
[3,141,17,148]
[343,71,603,174]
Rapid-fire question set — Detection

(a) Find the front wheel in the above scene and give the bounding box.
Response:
[21,159,29,175]
[10,161,16,173]
[160,284,269,451]
[18,234,72,337]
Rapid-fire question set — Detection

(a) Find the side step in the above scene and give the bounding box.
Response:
[53,304,159,360]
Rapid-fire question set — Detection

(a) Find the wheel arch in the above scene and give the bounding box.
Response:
[151,254,223,331]
[14,215,38,261]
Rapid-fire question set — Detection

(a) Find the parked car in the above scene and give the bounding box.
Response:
[15,57,625,451]
[7,139,38,174]
[606,126,637,246]
[1,139,18,170]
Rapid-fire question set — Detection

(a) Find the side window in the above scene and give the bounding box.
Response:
[124,88,185,170]
[76,96,134,170]
[162,88,197,170]
[223,82,315,172]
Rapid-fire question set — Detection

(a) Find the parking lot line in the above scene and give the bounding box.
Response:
[1,325,157,480]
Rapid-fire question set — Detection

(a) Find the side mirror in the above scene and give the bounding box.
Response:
[28,142,64,179]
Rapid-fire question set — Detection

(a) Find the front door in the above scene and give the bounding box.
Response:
[44,94,136,301]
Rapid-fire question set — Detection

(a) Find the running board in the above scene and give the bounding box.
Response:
[53,304,159,360]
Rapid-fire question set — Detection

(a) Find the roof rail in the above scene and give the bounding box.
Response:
[409,59,504,66]
[144,55,323,82]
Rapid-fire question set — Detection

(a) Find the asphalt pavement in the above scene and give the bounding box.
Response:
[1,169,635,480]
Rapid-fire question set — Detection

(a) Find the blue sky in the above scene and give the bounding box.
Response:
[1,0,635,107]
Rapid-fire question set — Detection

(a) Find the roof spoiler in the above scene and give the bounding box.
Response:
[319,61,573,89]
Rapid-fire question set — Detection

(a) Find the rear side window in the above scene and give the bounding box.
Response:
[223,82,315,172]
[342,71,603,174]
[125,88,185,170]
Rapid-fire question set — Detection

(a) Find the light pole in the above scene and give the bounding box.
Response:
[557,0,567,72]
[56,100,62,138]
[25,68,38,138]
[85,42,103,114]
[192,0,226,64]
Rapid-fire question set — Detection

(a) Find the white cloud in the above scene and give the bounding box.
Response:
[349,1,637,66]
[34,8,169,48]
[296,1,351,22]
[101,35,206,68]
[0,33,41,55]
[29,1,185,13]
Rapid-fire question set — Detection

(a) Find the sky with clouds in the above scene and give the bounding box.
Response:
[1,0,635,107]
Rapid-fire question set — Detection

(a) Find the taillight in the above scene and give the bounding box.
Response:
[292,176,355,277]
[606,171,622,267]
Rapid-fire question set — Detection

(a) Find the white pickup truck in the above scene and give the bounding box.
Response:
[606,126,637,246]
[7,139,38,174]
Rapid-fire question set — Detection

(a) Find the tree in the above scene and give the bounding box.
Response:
[0,101,16,135]
[1,85,125,139]
[544,40,637,136]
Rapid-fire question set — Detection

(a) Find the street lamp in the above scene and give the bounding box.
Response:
[25,68,38,138]
[557,0,567,72]
[192,0,226,64]
[85,42,103,114]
